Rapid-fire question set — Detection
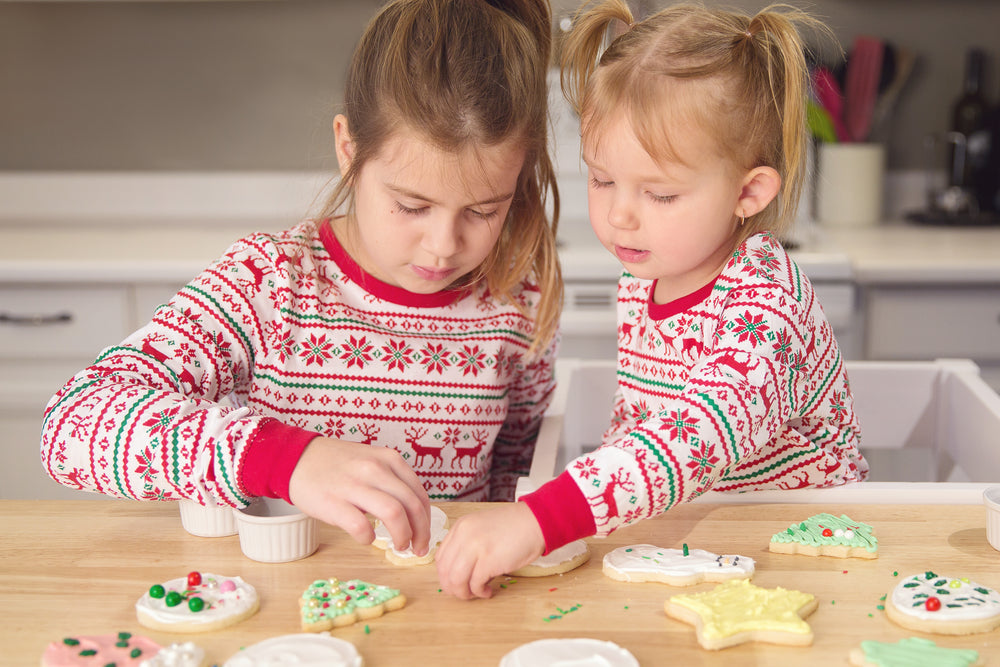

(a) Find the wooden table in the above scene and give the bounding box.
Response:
[3,500,999,665]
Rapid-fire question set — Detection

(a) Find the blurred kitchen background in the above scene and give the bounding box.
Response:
[2,0,1000,498]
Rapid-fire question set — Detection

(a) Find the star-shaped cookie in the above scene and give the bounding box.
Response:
[664,578,818,650]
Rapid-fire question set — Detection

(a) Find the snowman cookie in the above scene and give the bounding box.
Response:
[300,577,406,632]
[604,544,755,586]
[136,571,259,633]
[769,513,878,559]
[886,571,1000,635]
[372,505,448,566]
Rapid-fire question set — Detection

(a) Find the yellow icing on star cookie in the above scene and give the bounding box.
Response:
[664,578,818,650]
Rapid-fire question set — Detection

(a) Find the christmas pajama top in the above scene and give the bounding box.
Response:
[522,233,868,551]
[40,219,556,506]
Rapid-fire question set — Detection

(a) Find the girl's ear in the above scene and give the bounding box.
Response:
[333,114,355,175]
[736,166,781,218]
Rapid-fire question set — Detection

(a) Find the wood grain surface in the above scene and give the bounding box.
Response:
[2,500,998,665]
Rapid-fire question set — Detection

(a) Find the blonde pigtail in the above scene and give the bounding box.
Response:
[559,0,634,116]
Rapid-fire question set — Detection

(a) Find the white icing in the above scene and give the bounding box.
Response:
[528,540,589,568]
[500,638,639,667]
[223,633,361,667]
[603,544,755,581]
[135,574,258,626]
[140,642,206,667]
[891,573,1000,622]
[374,505,448,560]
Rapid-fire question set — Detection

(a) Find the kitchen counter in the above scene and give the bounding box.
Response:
[3,499,998,665]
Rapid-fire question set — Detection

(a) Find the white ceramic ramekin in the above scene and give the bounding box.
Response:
[234,498,318,563]
[179,498,239,537]
[983,487,1000,552]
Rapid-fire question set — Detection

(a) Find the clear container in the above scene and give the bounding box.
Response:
[982,487,1000,552]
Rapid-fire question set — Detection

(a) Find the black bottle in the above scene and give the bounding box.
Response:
[949,49,989,194]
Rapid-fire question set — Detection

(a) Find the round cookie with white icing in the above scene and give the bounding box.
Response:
[886,571,1000,635]
[603,544,755,586]
[769,513,878,559]
[507,539,591,577]
[223,634,361,667]
[373,505,448,566]
[41,633,165,667]
[136,571,259,633]
[499,638,639,667]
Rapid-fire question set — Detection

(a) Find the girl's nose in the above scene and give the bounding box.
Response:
[423,215,461,258]
[607,195,637,230]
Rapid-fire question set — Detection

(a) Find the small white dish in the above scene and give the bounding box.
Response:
[234,498,318,563]
[179,498,239,537]
[983,487,1000,552]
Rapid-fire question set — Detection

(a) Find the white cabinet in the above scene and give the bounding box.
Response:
[0,281,185,499]
[862,284,1000,391]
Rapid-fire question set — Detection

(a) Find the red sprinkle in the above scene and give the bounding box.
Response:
[925,597,942,612]
[549,588,558,592]
[822,528,833,537]
[187,571,202,587]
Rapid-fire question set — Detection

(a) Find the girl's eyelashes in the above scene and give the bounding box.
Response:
[589,176,613,189]
[649,192,678,204]
[469,208,500,221]
[393,201,429,216]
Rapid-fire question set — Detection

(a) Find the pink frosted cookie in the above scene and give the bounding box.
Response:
[136,571,259,633]
[886,571,1000,635]
[372,505,448,566]
[41,633,163,666]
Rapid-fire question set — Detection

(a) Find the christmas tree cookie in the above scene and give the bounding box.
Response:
[886,571,1000,635]
[603,544,754,586]
[849,637,981,667]
[664,578,818,650]
[769,512,878,559]
[300,577,406,632]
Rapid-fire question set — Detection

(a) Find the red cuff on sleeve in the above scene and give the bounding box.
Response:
[239,419,319,503]
[520,471,597,554]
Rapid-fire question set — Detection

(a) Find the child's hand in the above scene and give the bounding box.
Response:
[288,438,432,556]
[436,502,545,599]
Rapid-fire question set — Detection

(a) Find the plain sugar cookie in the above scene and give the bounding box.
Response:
[372,505,448,566]
[603,544,754,586]
[136,571,259,633]
[886,571,1000,635]
[507,540,591,577]
[499,638,639,667]
[223,634,361,667]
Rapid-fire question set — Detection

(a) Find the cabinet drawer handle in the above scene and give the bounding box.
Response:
[0,311,73,326]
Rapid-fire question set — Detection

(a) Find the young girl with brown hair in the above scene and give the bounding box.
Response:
[41,0,561,557]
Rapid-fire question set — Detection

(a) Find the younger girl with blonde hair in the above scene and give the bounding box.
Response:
[437,0,867,598]
[41,0,561,558]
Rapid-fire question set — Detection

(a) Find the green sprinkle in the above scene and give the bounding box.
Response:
[868,613,873,617]
[130,648,142,658]
[880,594,886,601]
[682,543,689,557]
[79,649,97,657]
[831,600,836,605]
[893,571,898,577]
[63,638,80,646]
[876,605,885,610]
[118,632,131,640]
[115,640,129,647]
[364,625,370,634]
